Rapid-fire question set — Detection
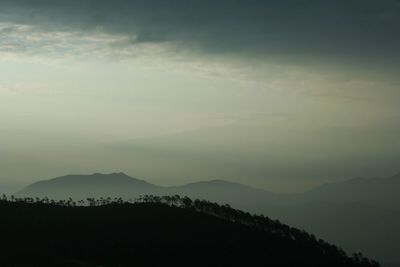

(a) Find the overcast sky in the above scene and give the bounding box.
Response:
[0,0,399,193]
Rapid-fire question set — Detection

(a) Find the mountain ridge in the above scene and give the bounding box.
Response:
[18,173,160,200]
[305,172,400,210]
[17,173,270,198]
[15,172,400,267]
[0,197,380,267]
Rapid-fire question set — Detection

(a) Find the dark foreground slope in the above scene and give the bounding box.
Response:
[0,197,378,267]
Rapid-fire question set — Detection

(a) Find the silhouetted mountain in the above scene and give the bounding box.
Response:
[16,172,400,266]
[0,196,379,267]
[17,173,289,212]
[19,172,161,199]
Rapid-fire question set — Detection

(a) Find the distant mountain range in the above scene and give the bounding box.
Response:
[304,173,400,210]
[18,173,288,211]
[17,172,400,267]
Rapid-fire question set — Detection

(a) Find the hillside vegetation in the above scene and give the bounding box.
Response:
[0,195,379,267]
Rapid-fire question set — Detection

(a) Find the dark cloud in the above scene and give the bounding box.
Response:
[0,0,399,68]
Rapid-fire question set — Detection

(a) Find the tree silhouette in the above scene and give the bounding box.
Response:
[0,195,380,267]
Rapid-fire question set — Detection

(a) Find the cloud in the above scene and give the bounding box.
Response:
[0,21,179,64]
[0,0,399,69]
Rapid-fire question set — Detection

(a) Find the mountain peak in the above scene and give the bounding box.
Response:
[17,172,158,199]
[91,172,129,177]
[59,172,154,185]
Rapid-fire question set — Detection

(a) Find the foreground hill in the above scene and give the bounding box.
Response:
[0,197,378,267]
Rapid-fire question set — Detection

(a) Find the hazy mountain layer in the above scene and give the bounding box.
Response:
[305,173,400,210]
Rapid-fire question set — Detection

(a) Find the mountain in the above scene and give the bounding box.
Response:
[305,173,400,210]
[17,173,289,211]
[19,172,400,211]
[0,197,379,267]
[169,179,295,212]
[18,172,400,214]
[18,172,162,199]
[17,173,288,221]
[16,172,400,266]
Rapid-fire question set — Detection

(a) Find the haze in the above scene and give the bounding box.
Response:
[1,0,399,193]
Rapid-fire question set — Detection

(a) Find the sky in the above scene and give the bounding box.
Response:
[0,0,399,193]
